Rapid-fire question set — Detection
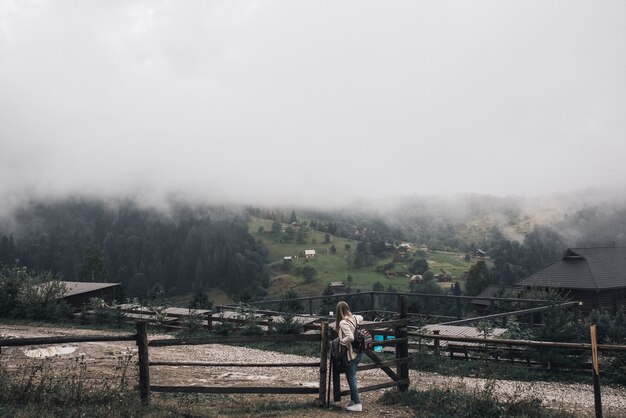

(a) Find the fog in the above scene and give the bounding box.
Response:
[1,1,626,209]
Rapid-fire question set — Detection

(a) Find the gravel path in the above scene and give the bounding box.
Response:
[2,323,626,417]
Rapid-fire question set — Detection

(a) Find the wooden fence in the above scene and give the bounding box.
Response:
[0,299,412,408]
[408,330,626,374]
[4,307,626,411]
[141,310,411,406]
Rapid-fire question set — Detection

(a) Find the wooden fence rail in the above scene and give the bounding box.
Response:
[149,361,320,367]
[0,334,137,347]
[408,332,626,352]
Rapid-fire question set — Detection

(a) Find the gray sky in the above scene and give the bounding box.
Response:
[1,1,626,207]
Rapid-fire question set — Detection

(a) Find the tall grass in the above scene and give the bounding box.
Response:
[0,353,141,417]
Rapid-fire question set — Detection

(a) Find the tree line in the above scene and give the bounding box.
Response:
[0,199,269,299]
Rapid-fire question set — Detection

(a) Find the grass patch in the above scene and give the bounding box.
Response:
[154,393,319,416]
[410,351,595,386]
[379,384,575,418]
[428,250,473,278]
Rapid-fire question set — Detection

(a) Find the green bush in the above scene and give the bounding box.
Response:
[240,323,264,336]
[273,312,304,335]
[0,265,73,321]
[213,314,236,336]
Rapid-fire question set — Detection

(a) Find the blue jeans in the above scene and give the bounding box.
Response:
[346,351,363,403]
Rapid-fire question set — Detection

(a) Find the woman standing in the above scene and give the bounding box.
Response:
[335,301,364,412]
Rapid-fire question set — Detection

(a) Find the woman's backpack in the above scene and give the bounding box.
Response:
[348,317,373,352]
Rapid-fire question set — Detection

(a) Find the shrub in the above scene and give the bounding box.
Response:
[273,312,304,334]
[213,312,236,336]
[0,265,73,321]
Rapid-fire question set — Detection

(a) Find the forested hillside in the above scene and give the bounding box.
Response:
[0,199,269,299]
[2,193,626,301]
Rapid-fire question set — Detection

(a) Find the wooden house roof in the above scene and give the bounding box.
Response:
[515,247,626,291]
[60,281,121,297]
[471,285,523,306]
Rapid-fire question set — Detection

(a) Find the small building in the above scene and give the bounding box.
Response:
[515,247,626,314]
[283,256,292,262]
[470,285,523,315]
[474,249,487,259]
[410,275,423,283]
[58,281,122,308]
[304,249,316,259]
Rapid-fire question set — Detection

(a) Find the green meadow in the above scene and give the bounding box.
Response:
[248,216,474,298]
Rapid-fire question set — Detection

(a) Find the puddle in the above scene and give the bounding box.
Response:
[24,346,77,358]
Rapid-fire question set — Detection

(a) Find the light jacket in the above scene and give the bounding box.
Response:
[339,314,364,361]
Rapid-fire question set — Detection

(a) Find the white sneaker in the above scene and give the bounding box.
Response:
[346,403,362,412]
[346,400,356,408]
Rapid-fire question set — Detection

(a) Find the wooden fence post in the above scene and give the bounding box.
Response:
[590,324,603,418]
[136,321,150,405]
[206,310,213,331]
[433,330,440,356]
[319,322,328,405]
[266,317,273,335]
[395,296,409,391]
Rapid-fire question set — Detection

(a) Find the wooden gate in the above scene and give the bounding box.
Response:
[329,296,410,404]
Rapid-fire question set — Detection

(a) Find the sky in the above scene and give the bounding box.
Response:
[1,1,626,208]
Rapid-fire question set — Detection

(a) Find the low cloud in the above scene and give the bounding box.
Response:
[1,1,626,209]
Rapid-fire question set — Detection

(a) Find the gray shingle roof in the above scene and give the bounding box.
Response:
[515,247,626,290]
[61,281,121,297]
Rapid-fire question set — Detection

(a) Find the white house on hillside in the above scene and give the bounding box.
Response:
[304,249,316,258]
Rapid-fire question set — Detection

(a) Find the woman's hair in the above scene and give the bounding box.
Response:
[335,301,351,333]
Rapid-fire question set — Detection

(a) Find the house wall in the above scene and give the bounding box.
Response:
[64,287,120,308]
[567,289,626,315]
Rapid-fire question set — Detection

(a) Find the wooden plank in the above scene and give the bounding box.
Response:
[396,296,410,391]
[0,334,137,347]
[365,350,398,381]
[358,357,411,372]
[338,379,410,396]
[136,321,150,405]
[319,322,329,404]
[149,361,319,367]
[408,332,626,352]
[150,385,319,394]
[149,333,321,347]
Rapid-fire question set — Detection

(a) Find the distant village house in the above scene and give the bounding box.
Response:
[515,247,626,314]
[474,249,487,258]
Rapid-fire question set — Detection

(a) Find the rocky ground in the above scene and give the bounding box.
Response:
[1,323,625,417]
